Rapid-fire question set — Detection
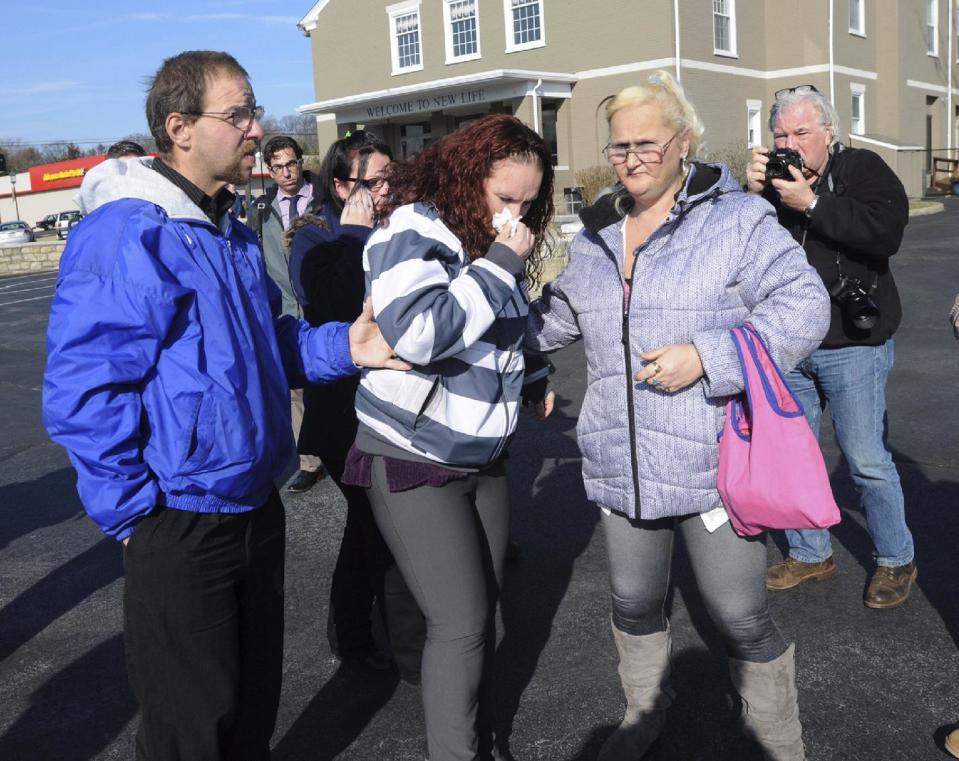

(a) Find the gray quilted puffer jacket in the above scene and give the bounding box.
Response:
[526,162,829,519]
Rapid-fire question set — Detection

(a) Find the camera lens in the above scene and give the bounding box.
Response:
[848,296,879,329]
[830,276,880,330]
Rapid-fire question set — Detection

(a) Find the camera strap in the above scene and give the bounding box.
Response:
[800,153,834,248]
[834,253,878,293]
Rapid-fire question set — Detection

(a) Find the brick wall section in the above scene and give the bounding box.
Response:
[0,241,65,276]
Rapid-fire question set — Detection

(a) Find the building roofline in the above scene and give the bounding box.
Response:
[848,134,924,151]
[298,69,578,114]
[297,0,331,35]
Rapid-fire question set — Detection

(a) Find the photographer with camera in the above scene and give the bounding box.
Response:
[746,84,916,609]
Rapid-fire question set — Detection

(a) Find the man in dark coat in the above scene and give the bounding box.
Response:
[746,84,916,609]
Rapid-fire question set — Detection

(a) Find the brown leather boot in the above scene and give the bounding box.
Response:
[864,561,917,609]
[766,557,836,591]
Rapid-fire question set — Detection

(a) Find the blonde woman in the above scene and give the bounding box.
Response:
[526,71,830,760]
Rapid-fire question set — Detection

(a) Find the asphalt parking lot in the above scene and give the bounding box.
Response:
[0,201,958,761]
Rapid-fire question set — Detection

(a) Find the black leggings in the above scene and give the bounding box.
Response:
[366,456,510,761]
[603,511,787,663]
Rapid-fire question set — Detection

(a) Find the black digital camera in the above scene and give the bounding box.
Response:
[765,148,804,180]
[828,275,880,330]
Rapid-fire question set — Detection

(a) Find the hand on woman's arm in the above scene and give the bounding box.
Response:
[349,299,412,371]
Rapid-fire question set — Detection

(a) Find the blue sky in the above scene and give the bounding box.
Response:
[2,1,316,148]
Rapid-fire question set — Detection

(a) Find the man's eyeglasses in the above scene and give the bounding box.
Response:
[182,104,265,132]
[347,176,387,191]
[269,159,302,174]
[603,130,684,166]
[774,84,820,100]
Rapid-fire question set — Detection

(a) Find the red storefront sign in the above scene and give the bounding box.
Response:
[29,155,106,192]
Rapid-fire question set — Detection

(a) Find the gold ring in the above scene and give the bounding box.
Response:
[651,362,662,376]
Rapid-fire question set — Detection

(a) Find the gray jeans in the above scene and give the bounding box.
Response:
[366,457,510,761]
[603,511,787,663]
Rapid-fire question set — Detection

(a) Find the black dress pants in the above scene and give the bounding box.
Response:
[123,492,285,761]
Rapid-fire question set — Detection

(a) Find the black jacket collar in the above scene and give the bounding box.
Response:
[578,162,723,233]
[152,158,235,227]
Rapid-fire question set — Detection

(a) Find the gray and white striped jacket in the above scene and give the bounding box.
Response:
[526,162,830,520]
[356,202,528,466]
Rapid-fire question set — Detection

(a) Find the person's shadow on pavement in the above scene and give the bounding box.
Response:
[485,388,598,759]
[0,634,136,761]
[0,467,85,551]
[272,661,400,761]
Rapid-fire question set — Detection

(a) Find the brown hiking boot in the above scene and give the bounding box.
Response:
[766,557,836,591]
[864,561,917,609]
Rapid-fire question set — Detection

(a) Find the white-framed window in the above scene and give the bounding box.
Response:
[927,0,939,55]
[504,0,545,53]
[747,99,762,147]
[848,0,865,36]
[444,0,480,63]
[387,0,423,75]
[713,0,737,56]
[850,85,865,135]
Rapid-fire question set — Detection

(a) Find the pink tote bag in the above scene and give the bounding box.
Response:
[717,324,841,537]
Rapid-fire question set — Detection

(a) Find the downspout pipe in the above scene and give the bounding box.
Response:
[949,0,954,153]
[828,0,835,102]
[674,0,681,82]
[531,78,543,135]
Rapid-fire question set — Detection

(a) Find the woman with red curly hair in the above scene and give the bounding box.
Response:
[342,113,554,760]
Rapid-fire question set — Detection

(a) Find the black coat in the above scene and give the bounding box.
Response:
[287,203,369,463]
[762,145,908,347]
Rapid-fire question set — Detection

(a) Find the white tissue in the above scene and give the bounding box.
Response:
[491,208,520,237]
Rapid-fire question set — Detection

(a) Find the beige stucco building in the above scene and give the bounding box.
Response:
[297,0,959,203]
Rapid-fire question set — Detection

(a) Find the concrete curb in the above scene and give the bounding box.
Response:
[909,201,945,217]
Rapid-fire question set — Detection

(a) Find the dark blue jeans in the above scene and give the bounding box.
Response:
[603,511,787,663]
[784,341,914,567]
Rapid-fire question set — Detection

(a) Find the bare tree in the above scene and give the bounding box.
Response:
[118,133,158,154]
[0,140,44,173]
[40,142,84,163]
[260,114,319,155]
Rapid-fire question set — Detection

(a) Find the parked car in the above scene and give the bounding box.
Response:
[0,221,36,246]
[35,213,58,231]
[56,210,83,239]
[60,216,84,240]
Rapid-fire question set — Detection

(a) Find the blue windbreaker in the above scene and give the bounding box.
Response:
[43,157,358,541]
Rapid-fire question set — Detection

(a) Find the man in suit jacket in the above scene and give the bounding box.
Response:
[252,135,326,493]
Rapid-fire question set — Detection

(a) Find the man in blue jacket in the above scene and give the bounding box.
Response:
[42,50,406,761]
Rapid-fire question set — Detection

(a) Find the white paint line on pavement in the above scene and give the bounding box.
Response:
[0,294,54,307]
[0,272,58,286]
[0,284,55,296]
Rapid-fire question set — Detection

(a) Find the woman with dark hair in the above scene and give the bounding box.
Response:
[289,131,425,678]
[342,113,554,760]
